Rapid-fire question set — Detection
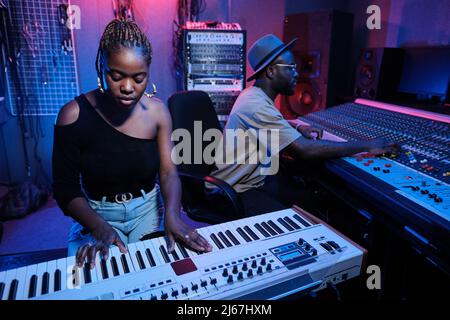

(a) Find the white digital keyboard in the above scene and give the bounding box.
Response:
[0,208,366,300]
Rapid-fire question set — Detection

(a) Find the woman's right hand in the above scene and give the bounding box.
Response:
[76,223,128,268]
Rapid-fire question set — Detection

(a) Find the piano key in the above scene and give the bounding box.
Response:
[120,253,132,274]
[277,217,294,231]
[293,213,311,227]
[144,246,157,267]
[8,279,18,300]
[160,235,182,261]
[109,246,125,275]
[127,242,144,271]
[54,270,62,293]
[35,262,49,296]
[28,275,38,299]
[209,225,228,249]
[65,256,82,289]
[176,242,190,259]
[243,225,260,240]
[260,221,277,236]
[233,222,253,243]
[223,221,244,242]
[137,248,150,269]
[3,268,17,300]
[254,223,270,238]
[217,231,233,247]
[45,260,57,295]
[216,222,240,246]
[267,220,285,234]
[134,241,152,269]
[41,272,50,295]
[122,248,136,272]
[11,267,27,300]
[83,258,97,284]
[209,232,225,250]
[283,216,301,230]
[225,230,240,246]
[235,226,252,243]
[102,249,115,278]
[110,257,120,277]
[170,246,181,261]
[157,238,172,263]
[143,238,164,266]
[82,263,92,284]
[100,259,110,279]
[0,271,6,300]
[55,258,67,292]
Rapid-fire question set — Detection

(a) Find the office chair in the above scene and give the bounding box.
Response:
[168,90,245,224]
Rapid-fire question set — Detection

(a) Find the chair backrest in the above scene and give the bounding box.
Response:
[168,90,222,176]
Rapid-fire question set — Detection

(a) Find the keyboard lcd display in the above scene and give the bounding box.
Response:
[279,250,303,261]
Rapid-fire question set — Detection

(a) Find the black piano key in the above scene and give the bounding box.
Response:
[236,227,252,242]
[28,275,37,298]
[121,254,130,274]
[136,251,146,269]
[277,217,294,231]
[210,233,225,249]
[54,270,61,292]
[261,222,277,236]
[100,259,109,279]
[41,272,50,295]
[159,245,171,263]
[170,249,180,261]
[0,282,5,300]
[254,223,270,238]
[8,279,18,300]
[217,232,233,247]
[268,220,285,234]
[225,230,240,245]
[293,214,311,227]
[145,248,156,267]
[284,216,301,230]
[110,257,120,276]
[243,226,260,240]
[176,242,189,258]
[72,267,80,287]
[83,263,92,284]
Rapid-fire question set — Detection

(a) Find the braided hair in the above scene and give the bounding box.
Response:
[95,19,152,91]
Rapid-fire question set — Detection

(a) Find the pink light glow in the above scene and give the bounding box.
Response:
[355,99,450,124]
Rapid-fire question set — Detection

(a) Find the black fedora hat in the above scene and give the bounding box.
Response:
[247,34,297,82]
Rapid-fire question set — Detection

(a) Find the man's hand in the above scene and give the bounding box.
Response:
[165,214,212,253]
[76,223,128,269]
[366,138,401,156]
[297,125,323,140]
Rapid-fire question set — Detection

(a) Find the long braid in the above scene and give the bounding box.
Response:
[95,19,152,91]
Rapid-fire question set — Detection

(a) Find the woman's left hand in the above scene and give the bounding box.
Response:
[165,214,212,253]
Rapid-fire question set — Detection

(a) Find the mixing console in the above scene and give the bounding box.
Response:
[301,101,450,184]
[298,99,450,226]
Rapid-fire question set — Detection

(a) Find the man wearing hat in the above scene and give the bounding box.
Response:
[210,34,398,217]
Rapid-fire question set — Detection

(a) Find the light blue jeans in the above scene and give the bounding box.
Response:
[67,185,164,257]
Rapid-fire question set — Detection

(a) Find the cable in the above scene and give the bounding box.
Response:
[327,281,342,301]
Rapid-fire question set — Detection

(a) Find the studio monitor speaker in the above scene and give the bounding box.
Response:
[354,47,404,100]
[280,10,354,119]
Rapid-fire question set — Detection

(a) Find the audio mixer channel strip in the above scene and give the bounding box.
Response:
[298,99,450,265]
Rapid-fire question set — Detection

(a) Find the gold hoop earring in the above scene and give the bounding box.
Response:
[144,83,157,98]
[97,77,105,93]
